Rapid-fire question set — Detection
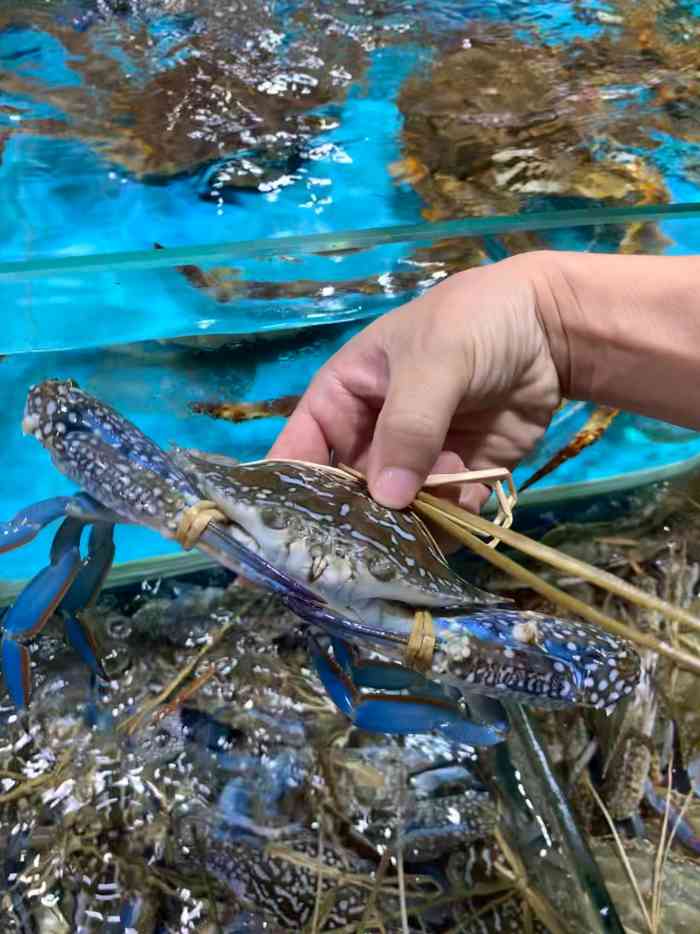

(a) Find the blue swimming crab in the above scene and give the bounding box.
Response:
[0,379,640,746]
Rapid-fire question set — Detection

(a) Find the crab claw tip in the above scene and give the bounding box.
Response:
[21,413,40,436]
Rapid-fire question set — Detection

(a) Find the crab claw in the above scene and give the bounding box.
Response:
[58,522,115,682]
[1,519,83,708]
[309,635,508,747]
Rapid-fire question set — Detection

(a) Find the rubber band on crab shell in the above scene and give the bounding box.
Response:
[405,609,436,672]
[175,500,229,550]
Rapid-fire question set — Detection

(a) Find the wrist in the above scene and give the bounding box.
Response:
[509,250,574,398]
[526,249,700,429]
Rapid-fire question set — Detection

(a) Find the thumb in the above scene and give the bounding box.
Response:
[366,367,463,509]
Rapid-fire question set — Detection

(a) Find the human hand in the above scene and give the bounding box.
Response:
[268,251,564,512]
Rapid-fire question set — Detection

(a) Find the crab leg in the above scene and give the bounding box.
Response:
[287,588,640,718]
[58,522,115,681]
[643,779,700,857]
[308,635,508,746]
[0,497,81,553]
[1,518,85,707]
[0,494,122,554]
[331,637,457,697]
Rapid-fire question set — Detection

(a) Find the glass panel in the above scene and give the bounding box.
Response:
[2,202,700,353]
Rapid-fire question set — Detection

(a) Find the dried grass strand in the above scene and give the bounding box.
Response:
[588,780,653,933]
[415,497,700,677]
[415,490,700,635]
[118,618,234,735]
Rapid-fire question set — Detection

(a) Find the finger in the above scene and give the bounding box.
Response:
[425,451,491,510]
[269,316,392,465]
[424,451,468,508]
[267,366,377,467]
[366,367,464,509]
[458,482,492,513]
[415,450,491,553]
[431,450,466,475]
[267,402,332,462]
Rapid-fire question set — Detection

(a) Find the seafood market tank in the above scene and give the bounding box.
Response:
[2,3,700,933]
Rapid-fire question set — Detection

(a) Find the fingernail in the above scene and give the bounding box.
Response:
[372,467,421,509]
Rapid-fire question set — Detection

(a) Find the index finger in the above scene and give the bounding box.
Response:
[267,399,332,463]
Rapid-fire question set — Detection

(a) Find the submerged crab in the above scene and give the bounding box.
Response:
[394,21,673,258]
[571,0,700,146]
[0,3,366,180]
[0,379,640,747]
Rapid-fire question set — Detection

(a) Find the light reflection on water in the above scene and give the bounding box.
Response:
[0,0,698,350]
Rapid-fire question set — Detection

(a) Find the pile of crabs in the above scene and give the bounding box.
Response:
[0,579,541,932]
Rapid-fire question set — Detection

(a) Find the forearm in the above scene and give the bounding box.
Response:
[532,250,700,429]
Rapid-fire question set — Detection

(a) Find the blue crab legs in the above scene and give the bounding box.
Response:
[0,386,326,707]
[0,494,120,707]
[309,632,510,746]
[0,496,326,709]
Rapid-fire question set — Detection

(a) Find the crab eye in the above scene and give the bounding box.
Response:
[367,552,396,582]
[261,506,287,530]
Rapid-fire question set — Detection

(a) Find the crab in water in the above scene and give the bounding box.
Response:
[394,20,673,262]
[0,2,366,181]
[0,379,640,747]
